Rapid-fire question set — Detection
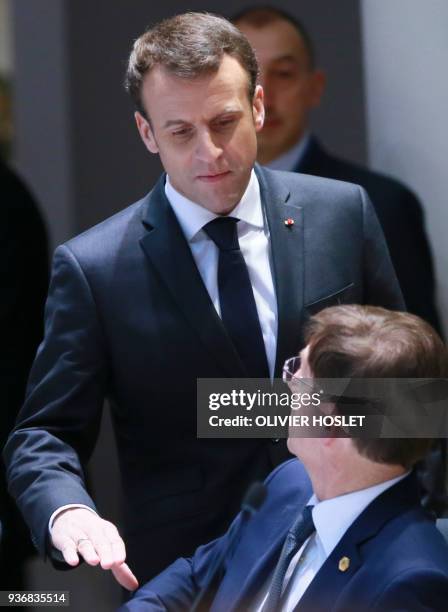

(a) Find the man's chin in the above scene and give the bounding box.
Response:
[206,200,239,216]
[197,185,247,215]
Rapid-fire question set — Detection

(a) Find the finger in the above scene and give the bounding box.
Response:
[57,537,80,566]
[85,530,114,569]
[103,523,126,566]
[111,563,139,591]
[109,536,126,566]
[76,539,100,566]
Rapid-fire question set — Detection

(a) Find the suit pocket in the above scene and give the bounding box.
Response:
[305,283,355,316]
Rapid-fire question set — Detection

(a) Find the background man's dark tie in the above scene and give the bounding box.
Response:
[203,217,269,378]
[263,505,315,612]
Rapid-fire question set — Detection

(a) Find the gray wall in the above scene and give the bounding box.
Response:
[12,0,365,249]
[361,0,448,331]
[11,0,75,244]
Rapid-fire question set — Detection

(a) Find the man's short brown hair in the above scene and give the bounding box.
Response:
[305,305,448,469]
[232,5,316,68]
[124,12,259,119]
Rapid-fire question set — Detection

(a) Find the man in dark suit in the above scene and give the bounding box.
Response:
[234,6,442,335]
[3,13,403,590]
[0,157,49,591]
[123,305,448,611]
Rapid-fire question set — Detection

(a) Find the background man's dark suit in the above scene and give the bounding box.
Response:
[123,459,448,611]
[0,158,49,589]
[297,139,447,516]
[4,166,403,583]
[297,136,441,335]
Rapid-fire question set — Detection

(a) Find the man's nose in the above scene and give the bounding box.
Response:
[195,130,223,163]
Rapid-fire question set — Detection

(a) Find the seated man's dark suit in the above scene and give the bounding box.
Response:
[123,459,448,611]
[297,136,442,335]
[296,138,446,516]
[4,165,403,583]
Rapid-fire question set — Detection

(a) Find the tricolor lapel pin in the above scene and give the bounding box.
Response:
[284,218,294,227]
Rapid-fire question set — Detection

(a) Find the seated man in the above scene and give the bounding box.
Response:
[122,305,448,611]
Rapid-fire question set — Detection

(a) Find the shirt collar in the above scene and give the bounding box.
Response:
[307,471,410,557]
[165,169,263,242]
[265,132,311,172]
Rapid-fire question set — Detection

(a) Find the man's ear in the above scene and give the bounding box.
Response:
[135,111,159,154]
[308,70,326,108]
[320,402,339,441]
[252,85,265,132]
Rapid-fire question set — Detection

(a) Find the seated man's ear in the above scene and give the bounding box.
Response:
[135,111,159,154]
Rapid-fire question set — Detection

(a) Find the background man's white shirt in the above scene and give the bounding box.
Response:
[265,132,310,172]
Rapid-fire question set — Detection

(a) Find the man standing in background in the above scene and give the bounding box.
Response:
[234,6,442,335]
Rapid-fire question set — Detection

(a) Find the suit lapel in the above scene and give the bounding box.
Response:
[256,165,305,377]
[221,489,312,611]
[139,175,245,376]
[294,472,421,611]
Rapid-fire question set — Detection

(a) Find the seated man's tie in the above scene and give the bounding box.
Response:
[263,505,315,612]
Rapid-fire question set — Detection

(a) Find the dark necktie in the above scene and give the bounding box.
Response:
[263,505,315,612]
[203,217,269,378]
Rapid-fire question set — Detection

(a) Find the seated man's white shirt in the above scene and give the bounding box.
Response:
[255,471,409,611]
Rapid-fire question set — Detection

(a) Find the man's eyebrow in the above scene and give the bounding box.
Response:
[211,108,243,120]
[162,119,191,129]
[162,109,242,130]
[270,54,299,64]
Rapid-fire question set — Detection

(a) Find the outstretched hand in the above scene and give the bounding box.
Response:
[51,508,139,591]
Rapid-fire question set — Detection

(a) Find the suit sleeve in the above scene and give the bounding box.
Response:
[360,187,406,311]
[119,460,294,611]
[3,244,107,558]
[119,514,244,611]
[371,568,448,611]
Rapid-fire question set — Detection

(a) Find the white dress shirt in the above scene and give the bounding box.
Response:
[165,170,278,378]
[256,471,410,611]
[49,169,278,534]
[265,132,311,173]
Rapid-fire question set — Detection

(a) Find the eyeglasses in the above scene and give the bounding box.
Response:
[284,356,375,407]
[282,355,316,393]
[282,356,302,382]
[283,355,328,398]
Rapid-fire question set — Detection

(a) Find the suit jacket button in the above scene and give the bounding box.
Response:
[271,438,280,444]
